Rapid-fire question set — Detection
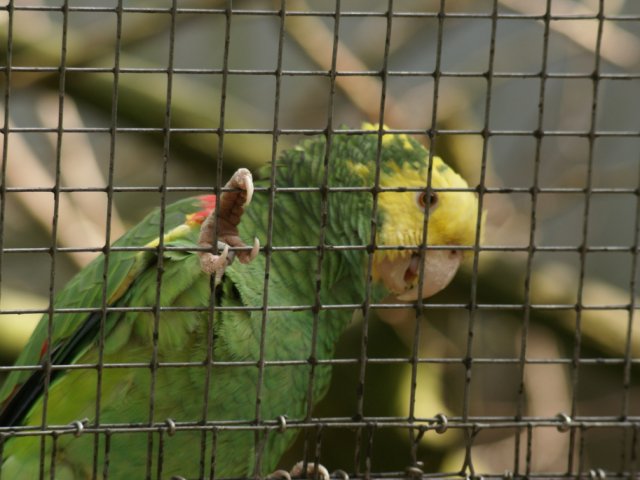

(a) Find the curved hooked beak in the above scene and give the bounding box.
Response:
[377,249,463,301]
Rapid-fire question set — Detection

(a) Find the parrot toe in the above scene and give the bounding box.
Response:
[268,461,330,480]
[199,242,234,278]
[228,167,254,206]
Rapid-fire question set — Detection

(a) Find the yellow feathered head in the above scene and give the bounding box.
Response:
[344,124,483,300]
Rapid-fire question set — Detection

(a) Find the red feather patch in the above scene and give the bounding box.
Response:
[39,339,49,360]
[186,194,216,226]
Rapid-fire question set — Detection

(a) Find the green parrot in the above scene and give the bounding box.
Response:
[0,126,480,479]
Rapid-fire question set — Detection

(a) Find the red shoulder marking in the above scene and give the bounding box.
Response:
[186,194,217,226]
[39,339,49,361]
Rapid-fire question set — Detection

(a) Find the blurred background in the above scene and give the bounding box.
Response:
[1,0,639,476]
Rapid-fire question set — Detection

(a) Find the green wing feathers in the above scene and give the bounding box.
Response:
[0,196,210,412]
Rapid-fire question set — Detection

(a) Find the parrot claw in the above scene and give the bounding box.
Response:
[268,462,330,480]
[198,168,259,276]
[227,167,253,206]
[199,242,235,278]
[251,236,260,260]
[238,237,260,264]
[241,170,254,205]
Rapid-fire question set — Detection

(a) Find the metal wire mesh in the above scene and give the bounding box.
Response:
[0,0,639,478]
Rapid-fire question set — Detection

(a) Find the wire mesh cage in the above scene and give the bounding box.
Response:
[0,0,639,479]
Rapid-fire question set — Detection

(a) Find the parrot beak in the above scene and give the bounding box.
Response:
[397,249,462,300]
[376,249,463,301]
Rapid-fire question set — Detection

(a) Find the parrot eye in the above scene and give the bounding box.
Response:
[417,190,438,211]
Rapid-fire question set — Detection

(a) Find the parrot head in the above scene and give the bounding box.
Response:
[344,124,481,301]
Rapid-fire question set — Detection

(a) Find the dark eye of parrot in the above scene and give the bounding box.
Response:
[417,191,438,210]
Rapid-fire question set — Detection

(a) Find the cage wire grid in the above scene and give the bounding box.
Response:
[0,0,639,479]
